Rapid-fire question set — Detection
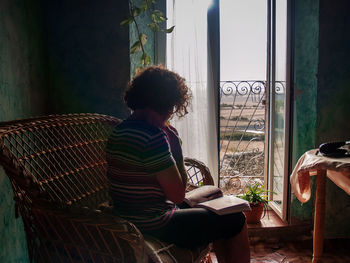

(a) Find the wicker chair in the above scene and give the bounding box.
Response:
[0,113,214,263]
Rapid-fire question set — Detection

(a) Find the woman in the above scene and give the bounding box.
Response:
[106,65,250,263]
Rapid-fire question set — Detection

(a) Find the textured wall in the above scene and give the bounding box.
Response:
[0,1,131,261]
[0,0,47,121]
[290,0,319,222]
[317,0,350,238]
[0,0,47,261]
[292,0,350,238]
[42,0,130,118]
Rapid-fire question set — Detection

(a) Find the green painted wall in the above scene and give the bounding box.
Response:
[291,0,319,222]
[316,0,350,238]
[292,0,350,238]
[0,1,132,261]
[0,0,48,261]
[42,0,130,119]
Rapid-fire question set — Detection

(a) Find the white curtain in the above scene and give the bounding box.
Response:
[166,0,219,184]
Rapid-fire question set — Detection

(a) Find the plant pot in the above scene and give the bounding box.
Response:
[244,202,264,224]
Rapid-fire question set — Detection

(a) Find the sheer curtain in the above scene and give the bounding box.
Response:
[166,0,219,184]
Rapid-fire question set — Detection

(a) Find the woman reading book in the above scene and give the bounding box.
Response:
[106,65,250,263]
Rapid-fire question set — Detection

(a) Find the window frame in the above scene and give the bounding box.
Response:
[265,0,294,222]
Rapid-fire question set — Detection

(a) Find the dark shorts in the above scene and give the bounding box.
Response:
[143,206,246,248]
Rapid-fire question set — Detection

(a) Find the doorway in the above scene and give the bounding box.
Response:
[165,0,292,221]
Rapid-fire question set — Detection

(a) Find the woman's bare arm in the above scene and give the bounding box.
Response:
[156,165,185,204]
[161,125,188,187]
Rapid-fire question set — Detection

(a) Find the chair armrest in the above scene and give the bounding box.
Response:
[30,205,147,263]
[184,157,214,187]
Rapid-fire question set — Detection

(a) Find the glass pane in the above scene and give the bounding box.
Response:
[270,0,287,208]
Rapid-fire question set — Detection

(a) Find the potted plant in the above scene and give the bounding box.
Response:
[239,183,272,224]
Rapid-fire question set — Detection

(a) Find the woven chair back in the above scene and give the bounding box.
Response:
[184,158,214,187]
[0,114,214,263]
[0,114,121,210]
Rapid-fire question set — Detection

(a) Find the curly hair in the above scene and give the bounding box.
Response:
[124,65,191,118]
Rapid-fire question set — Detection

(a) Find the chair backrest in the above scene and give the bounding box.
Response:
[184,157,214,187]
[0,114,121,210]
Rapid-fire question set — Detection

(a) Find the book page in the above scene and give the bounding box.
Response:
[196,195,251,215]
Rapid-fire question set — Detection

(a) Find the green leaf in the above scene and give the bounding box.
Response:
[164,25,175,33]
[239,182,272,204]
[152,10,166,23]
[141,53,151,65]
[148,23,159,32]
[130,40,141,54]
[151,13,158,23]
[133,7,141,17]
[140,0,148,11]
[120,16,133,26]
[139,33,147,45]
[153,10,164,17]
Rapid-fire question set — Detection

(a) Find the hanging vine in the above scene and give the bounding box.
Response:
[121,0,175,67]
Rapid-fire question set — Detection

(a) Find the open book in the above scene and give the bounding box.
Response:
[183,185,251,215]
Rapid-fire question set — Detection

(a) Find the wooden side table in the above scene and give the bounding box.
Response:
[290,149,350,263]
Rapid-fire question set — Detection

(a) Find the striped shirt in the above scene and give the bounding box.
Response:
[106,120,176,231]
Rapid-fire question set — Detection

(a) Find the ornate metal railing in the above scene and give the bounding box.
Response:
[219,80,266,195]
[219,80,286,195]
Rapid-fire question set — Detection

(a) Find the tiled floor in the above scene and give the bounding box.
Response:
[250,239,350,263]
[210,238,350,263]
[209,211,350,262]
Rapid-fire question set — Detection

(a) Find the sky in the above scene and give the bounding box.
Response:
[166,0,287,82]
[220,0,267,81]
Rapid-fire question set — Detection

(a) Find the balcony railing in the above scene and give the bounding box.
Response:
[219,80,266,195]
[219,80,287,195]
